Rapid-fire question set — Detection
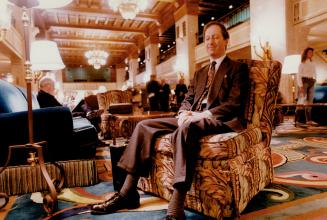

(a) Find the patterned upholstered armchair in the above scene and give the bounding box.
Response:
[96,90,133,140]
[138,60,281,219]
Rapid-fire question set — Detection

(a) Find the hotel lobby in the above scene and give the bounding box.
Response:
[0,0,326,219]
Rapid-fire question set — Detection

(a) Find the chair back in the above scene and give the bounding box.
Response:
[241,60,281,144]
[97,90,132,111]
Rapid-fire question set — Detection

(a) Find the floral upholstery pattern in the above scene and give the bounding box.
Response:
[96,90,132,138]
[97,90,132,112]
[138,60,281,219]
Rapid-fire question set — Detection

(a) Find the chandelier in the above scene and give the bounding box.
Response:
[108,0,148,20]
[85,50,109,69]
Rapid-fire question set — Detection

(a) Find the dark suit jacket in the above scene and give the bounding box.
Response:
[179,57,249,132]
[37,90,62,108]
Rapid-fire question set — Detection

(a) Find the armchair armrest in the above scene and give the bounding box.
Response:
[154,127,262,161]
[198,127,262,160]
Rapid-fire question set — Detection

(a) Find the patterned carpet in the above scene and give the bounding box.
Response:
[1,125,327,220]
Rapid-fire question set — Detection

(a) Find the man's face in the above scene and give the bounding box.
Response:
[43,81,55,95]
[204,25,228,59]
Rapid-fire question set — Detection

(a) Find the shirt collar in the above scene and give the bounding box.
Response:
[210,54,226,71]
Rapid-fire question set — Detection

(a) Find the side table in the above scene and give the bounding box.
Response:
[101,111,176,145]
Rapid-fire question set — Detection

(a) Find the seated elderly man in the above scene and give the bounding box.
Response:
[37,76,62,108]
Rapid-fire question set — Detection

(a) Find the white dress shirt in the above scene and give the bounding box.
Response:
[297,60,316,87]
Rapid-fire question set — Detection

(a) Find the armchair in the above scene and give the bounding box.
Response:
[138,60,282,219]
[97,90,133,140]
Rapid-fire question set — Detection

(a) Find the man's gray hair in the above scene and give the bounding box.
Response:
[39,76,55,89]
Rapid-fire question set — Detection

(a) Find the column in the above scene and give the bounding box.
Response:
[10,58,25,86]
[174,1,198,85]
[144,32,159,82]
[115,63,126,90]
[250,0,288,62]
[128,51,139,87]
[251,0,293,103]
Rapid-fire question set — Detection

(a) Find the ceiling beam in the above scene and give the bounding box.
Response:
[58,46,128,53]
[49,24,146,36]
[52,36,137,45]
[47,7,160,23]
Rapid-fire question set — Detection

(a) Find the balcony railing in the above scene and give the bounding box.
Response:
[138,63,146,74]
[197,3,250,44]
[157,45,176,64]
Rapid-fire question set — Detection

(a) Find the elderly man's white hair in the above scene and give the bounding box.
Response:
[39,76,55,89]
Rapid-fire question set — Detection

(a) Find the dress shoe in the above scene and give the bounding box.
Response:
[91,191,140,215]
[295,121,308,128]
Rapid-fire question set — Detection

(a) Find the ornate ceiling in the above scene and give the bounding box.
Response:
[32,0,248,68]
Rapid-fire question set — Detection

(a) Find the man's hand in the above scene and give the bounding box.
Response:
[177,111,212,126]
[177,111,192,126]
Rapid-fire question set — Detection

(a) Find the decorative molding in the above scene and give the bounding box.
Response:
[293,0,327,25]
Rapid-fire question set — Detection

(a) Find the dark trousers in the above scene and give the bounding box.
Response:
[295,77,315,123]
[117,117,232,188]
[148,97,159,111]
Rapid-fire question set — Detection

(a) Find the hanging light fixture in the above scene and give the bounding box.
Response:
[85,50,109,69]
[108,0,148,20]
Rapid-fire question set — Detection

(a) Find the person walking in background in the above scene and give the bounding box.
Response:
[146,74,160,111]
[37,76,62,108]
[174,78,188,108]
[90,21,249,220]
[296,47,318,126]
[159,78,171,111]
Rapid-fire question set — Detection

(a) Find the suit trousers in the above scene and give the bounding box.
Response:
[117,116,232,188]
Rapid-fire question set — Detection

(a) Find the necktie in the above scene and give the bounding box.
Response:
[195,61,216,111]
[207,61,216,88]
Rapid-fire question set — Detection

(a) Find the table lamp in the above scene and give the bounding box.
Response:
[282,54,301,103]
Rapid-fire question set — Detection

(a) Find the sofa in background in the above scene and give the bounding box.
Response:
[138,60,281,219]
[0,79,99,196]
[295,84,327,125]
[312,84,327,125]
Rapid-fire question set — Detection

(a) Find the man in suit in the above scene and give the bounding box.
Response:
[159,78,171,111]
[37,76,62,108]
[146,74,160,111]
[91,21,249,220]
[174,78,188,108]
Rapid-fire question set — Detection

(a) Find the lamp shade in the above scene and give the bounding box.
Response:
[282,54,301,74]
[30,40,65,71]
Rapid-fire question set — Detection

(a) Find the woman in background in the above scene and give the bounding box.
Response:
[296,47,318,126]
